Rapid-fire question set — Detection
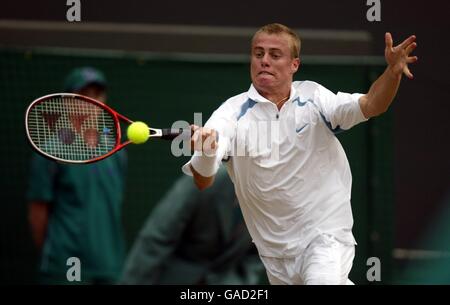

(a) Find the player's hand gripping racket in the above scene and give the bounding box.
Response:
[25,93,191,164]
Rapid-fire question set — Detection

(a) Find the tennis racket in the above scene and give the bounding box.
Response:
[25,93,191,164]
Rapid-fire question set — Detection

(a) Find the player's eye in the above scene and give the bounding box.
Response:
[271,53,282,59]
[254,52,264,58]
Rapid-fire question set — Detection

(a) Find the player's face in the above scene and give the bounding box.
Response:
[251,33,300,94]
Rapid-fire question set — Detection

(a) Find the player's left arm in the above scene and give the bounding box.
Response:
[359,33,418,119]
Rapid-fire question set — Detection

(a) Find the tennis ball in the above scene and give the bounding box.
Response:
[127,121,150,144]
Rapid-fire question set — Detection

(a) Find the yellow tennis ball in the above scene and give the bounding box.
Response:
[127,121,149,144]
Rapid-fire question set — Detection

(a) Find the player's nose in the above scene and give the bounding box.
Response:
[261,53,270,67]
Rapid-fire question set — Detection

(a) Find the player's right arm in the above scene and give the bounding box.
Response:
[183,101,237,190]
[189,125,219,190]
[190,164,215,190]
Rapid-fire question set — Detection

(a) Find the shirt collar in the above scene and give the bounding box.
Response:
[247,83,298,104]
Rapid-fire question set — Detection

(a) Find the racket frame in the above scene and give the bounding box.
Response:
[26,93,144,164]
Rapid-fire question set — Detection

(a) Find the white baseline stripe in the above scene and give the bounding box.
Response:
[0,45,385,65]
[393,248,450,260]
[0,19,371,41]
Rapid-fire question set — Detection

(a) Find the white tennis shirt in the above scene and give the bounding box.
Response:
[182,80,369,258]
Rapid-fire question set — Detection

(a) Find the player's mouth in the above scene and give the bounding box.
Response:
[258,71,274,76]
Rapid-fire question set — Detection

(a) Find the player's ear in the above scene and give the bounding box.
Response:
[291,57,300,74]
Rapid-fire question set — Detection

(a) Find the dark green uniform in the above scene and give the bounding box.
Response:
[121,167,264,285]
[27,152,127,284]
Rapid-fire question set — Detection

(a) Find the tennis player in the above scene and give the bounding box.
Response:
[182,23,417,284]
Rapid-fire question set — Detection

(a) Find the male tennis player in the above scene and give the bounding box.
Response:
[182,23,417,284]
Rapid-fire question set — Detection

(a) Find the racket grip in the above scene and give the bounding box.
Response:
[161,128,192,140]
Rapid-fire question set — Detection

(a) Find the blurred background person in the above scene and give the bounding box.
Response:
[121,166,264,285]
[27,67,128,284]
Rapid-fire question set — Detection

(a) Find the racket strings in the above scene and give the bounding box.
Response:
[27,96,117,162]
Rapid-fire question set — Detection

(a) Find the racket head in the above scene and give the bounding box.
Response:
[25,93,130,164]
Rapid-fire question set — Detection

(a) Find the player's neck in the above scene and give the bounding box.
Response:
[262,90,291,110]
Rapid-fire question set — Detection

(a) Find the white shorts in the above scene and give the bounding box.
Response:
[260,233,355,285]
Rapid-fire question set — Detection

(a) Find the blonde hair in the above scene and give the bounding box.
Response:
[252,23,301,58]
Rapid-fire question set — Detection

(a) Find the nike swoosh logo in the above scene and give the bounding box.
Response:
[295,99,307,107]
[293,98,313,107]
[296,124,309,133]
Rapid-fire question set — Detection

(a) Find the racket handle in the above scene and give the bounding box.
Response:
[160,128,192,140]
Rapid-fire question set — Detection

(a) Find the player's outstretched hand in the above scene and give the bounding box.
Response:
[385,32,418,79]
